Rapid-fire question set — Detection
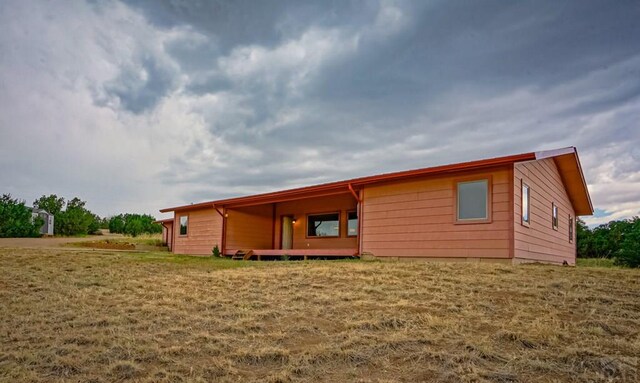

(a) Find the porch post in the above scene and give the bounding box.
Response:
[358,188,364,256]
[221,206,227,256]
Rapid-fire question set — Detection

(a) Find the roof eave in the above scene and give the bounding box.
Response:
[159,151,536,212]
[536,147,593,216]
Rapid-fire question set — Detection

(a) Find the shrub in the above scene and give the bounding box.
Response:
[212,244,221,257]
[108,214,161,237]
[0,194,43,238]
[614,220,640,268]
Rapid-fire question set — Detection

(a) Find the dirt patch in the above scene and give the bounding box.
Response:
[71,240,135,250]
[0,234,121,248]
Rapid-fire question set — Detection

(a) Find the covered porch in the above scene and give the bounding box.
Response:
[218,189,362,260]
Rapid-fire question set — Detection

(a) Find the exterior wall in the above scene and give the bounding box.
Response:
[361,166,512,259]
[226,204,273,252]
[172,208,223,255]
[161,222,173,251]
[274,193,358,250]
[514,158,576,265]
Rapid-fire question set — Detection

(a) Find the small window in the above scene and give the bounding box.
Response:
[307,213,340,237]
[552,203,558,230]
[569,215,574,243]
[347,211,358,237]
[179,215,188,236]
[521,182,530,226]
[457,179,489,221]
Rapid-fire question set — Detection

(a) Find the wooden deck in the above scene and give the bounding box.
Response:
[228,248,358,261]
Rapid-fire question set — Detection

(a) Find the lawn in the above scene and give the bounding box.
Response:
[0,248,638,382]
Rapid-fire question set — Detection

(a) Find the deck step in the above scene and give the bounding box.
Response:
[232,250,254,261]
[231,250,245,260]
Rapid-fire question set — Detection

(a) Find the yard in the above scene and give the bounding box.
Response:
[0,247,638,382]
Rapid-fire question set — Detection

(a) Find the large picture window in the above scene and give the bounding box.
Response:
[307,213,340,237]
[522,182,530,226]
[179,215,188,236]
[347,211,358,237]
[456,179,489,222]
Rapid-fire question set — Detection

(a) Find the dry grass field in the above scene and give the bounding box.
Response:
[1,248,638,382]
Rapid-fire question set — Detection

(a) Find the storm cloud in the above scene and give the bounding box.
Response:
[1,0,639,224]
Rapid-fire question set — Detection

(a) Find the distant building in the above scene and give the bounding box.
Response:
[30,208,54,236]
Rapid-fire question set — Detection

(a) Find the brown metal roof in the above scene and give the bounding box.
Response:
[160,147,593,215]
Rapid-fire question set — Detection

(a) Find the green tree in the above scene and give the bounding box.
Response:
[55,197,98,236]
[87,213,101,235]
[108,214,161,236]
[124,216,144,237]
[108,215,125,234]
[33,194,65,216]
[614,217,640,268]
[576,218,593,258]
[0,194,42,238]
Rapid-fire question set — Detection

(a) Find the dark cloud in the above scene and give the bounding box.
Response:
[1,0,639,223]
[99,56,178,113]
[123,0,379,53]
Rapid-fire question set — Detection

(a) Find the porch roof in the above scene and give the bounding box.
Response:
[160,147,593,215]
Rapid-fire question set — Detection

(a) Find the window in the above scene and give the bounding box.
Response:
[552,203,558,230]
[347,211,358,237]
[569,215,574,243]
[307,213,340,237]
[179,215,188,236]
[456,179,489,221]
[522,182,530,226]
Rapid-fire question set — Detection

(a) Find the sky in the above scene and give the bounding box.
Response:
[0,0,638,225]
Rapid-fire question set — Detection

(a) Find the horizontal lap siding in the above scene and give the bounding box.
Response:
[173,208,222,255]
[275,194,358,250]
[226,204,273,251]
[514,159,576,265]
[362,167,511,258]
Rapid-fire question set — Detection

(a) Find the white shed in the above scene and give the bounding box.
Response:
[30,208,54,236]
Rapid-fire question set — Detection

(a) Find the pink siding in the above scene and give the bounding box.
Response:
[361,166,512,259]
[514,159,576,265]
[274,194,358,250]
[225,204,273,252]
[172,208,223,255]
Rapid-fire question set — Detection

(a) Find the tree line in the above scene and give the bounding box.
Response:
[577,217,640,268]
[0,194,161,237]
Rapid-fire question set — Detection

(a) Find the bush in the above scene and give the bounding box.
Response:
[55,198,98,236]
[0,194,43,238]
[577,217,639,262]
[212,244,221,257]
[107,214,162,237]
[614,220,640,268]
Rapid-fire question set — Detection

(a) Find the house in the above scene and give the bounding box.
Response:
[158,147,592,265]
[30,208,54,236]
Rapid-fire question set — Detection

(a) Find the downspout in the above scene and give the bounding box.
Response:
[271,203,276,249]
[160,222,169,249]
[214,205,227,256]
[222,207,227,256]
